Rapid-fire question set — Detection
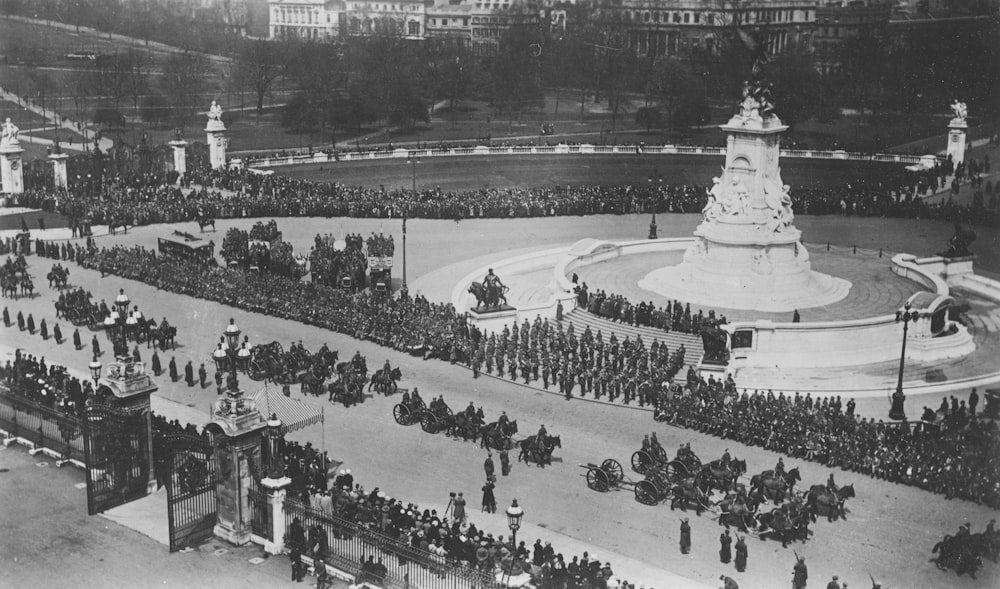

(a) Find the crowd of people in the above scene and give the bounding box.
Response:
[12,152,997,230]
[309,233,367,288]
[577,283,727,335]
[657,371,1000,508]
[0,350,92,419]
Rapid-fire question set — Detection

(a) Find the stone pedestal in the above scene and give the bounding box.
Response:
[206,119,227,170]
[1,145,25,194]
[97,356,160,495]
[260,476,291,555]
[946,119,967,166]
[169,139,189,178]
[639,112,850,312]
[467,305,518,335]
[49,152,69,189]
[206,386,265,547]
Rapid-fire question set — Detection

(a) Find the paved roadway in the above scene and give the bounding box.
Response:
[2,213,998,589]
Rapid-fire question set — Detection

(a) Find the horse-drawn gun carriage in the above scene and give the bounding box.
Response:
[247,341,288,382]
[631,442,668,474]
[392,393,427,426]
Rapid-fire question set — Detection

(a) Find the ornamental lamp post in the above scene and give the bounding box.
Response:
[891,302,918,420]
[114,288,130,316]
[264,414,285,480]
[88,355,102,387]
[406,157,420,192]
[506,499,524,550]
[400,215,409,300]
[647,172,661,240]
[213,319,247,391]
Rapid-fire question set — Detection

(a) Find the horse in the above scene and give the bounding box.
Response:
[368,366,402,395]
[298,370,326,397]
[750,467,801,504]
[196,214,216,232]
[479,420,518,450]
[47,265,69,289]
[517,434,562,467]
[933,534,984,579]
[804,483,855,522]
[18,275,33,299]
[700,458,746,493]
[0,274,18,298]
[669,477,709,515]
[149,323,177,351]
[467,281,508,309]
[107,215,129,235]
[447,413,481,441]
[716,496,757,532]
[757,504,811,548]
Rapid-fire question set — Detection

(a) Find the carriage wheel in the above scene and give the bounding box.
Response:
[443,406,453,416]
[635,480,659,506]
[652,445,668,462]
[586,468,610,492]
[668,460,691,479]
[420,413,437,433]
[392,404,409,425]
[248,360,266,381]
[602,459,624,486]
[631,451,652,474]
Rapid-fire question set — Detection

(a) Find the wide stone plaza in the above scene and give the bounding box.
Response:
[2,62,999,589]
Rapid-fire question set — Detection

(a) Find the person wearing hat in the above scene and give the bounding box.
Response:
[734,535,747,572]
[680,518,691,554]
[826,575,841,589]
[500,448,511,476]
[453,492,467,523]
[721,574,739,589]
[793,555,808,589]
[482,479,496,513]
[484,453,495,480]
[719,529,732,563]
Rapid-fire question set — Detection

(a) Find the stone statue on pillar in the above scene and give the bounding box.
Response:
[1,117,25,194]
[1,118,20,147]
[205,100,227,170]
[950,100,968,124]
[208,100,224,123]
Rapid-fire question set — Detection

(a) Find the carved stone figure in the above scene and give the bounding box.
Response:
[208,100,223,122]
[1,118,20,147]
[950,100,968,123]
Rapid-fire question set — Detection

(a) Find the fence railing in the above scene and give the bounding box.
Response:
[233,144,934,170]
[283,497,499,589]
[0,388,85,465]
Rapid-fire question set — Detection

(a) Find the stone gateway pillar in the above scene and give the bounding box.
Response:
[1,117,24,194]
[169,138,188,178]
[205,100,227,170]
[206,383,265,546]
[946,100,969,166]
[50,152,69,189]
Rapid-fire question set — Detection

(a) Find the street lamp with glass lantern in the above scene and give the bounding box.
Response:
[114,288,130,316]
[88,355,102,387]
[647,172,662,239]
[213,318,247,391]
[891,301,918,420]
[506,499,524,550]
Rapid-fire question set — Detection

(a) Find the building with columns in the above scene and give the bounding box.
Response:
[344,0,430,39]
[270,0,344,40]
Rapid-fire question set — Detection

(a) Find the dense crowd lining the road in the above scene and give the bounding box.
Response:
[577,283,728,334]
[27,236,997,510]
[10,151,998,227]
[659,370,1000,508]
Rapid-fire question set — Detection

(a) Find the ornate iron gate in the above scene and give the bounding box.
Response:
[164,432,218,552]
[84,403,151,515]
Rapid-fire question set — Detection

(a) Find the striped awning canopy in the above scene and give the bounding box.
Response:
[251,385,324,435]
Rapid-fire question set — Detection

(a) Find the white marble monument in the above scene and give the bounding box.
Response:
[1,118,25,194]
[946,99,968,166]
[49,150,69,189]
[169,131,189,179]
[205,100,227,170]
[639,83,851,312]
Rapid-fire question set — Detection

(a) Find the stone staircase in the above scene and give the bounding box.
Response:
[562,308,705,361]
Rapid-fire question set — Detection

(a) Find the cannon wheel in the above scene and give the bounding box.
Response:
[668,460,694,479]
[442,406,454,416]
[420,413,438,433]
[652,445,668,462]
[586,467,610,492]
[393,404,410,425]
[635,480,659,505]
[602,459,624,486]
[631,450,653,474]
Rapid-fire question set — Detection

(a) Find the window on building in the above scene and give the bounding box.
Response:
[694,12,700,23]
[408,20,420,35]
[684,13,690,23]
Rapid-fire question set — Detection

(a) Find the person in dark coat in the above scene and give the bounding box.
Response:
[969,388,979,417]
[215,370,224,394]
[16,310,24,331]
[53,323,62,344]
[500,448,511,476]
[289,545,304,582]
[2,306,9,326]
[92,334,101,357]
[151,351,161,376]
[792,309,801,323]
[132,345,141,363]
[720,575,739,589]
[168,356,178,382]
[719,529,732,563]
[26,314,35,334]
[198,363,207,388]
[680,518,691,554]
[39,319,48,340]
[73,328,81,350]
[484,453,495,480]
[734,535,747,571]
[481,480,496,513]
[793,556,808,589]
[184,360,195,387]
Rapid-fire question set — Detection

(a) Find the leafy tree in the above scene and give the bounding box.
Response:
[160,52,211,128]
[635,106,663,131]
[233,39,291,118]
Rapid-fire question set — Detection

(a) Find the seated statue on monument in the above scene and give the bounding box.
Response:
[938,223,976,258]
[1,118,20,148]
[763,177,795,232]
[950,100,968,123]
[208,100,223,122]
[702,177,726,223]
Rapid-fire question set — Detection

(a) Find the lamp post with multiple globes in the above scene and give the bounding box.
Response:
[212,318,250,392]
[891,301,918,420]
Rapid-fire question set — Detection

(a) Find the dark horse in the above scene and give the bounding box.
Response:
[699,458,746,492]
[468,281,508,310]
[196,214,216,232]
[750,467,801,504]
[804,483,855,522]
[368,366,402,395]
[479,420,517,450]
[517,434,562,467]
